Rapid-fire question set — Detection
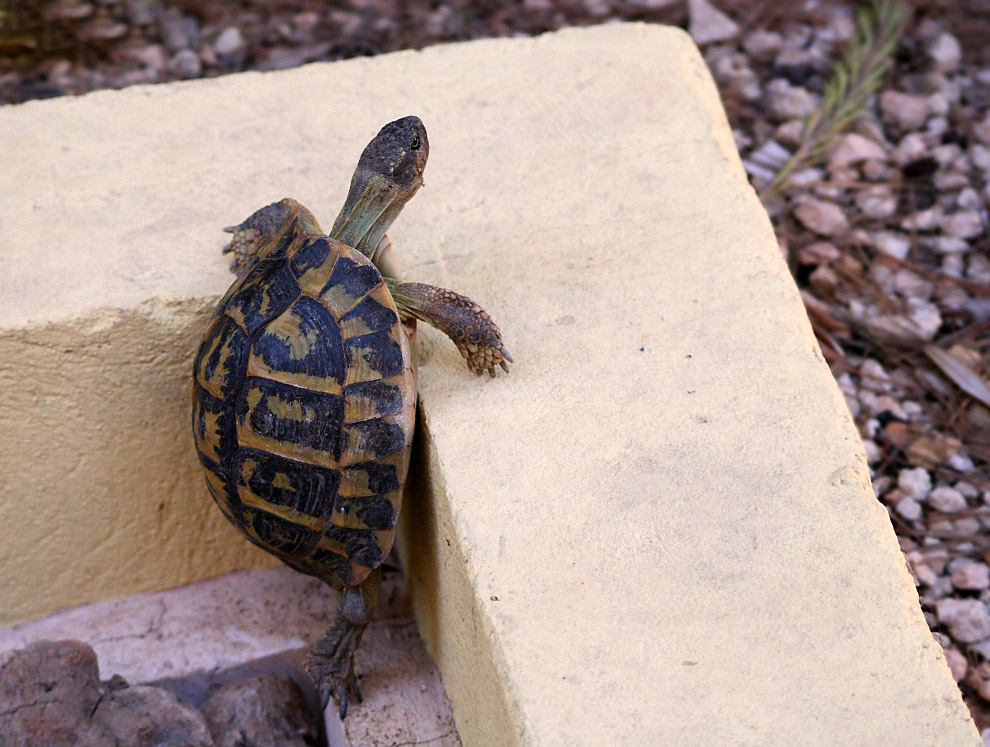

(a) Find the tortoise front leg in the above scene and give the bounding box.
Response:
[305,567,381,719]
[384,277,512,377]
[222,198,323,276]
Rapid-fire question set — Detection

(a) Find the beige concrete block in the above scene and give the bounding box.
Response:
[0,21,976,744]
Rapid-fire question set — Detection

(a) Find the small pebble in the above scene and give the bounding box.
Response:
[880,90,928,131]
[896,496,923,521]
[945,648,968,681]
[764,78,817,120]
[168,49,201,79]
[930,485,968,513]
[926,32,962,74]
[940,211,984,239]
[855,185,897,219]
[936,597,990,643]
[953,563,990,591]
[898,467,932,500]
[214,27,246,57]
[793,198,848,236]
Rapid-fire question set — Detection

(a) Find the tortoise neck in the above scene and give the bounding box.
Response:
[330,168,420,258]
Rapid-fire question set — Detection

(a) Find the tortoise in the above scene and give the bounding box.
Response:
[190,116,510,717]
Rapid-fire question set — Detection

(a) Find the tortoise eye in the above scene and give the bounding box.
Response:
[410,135,421,150]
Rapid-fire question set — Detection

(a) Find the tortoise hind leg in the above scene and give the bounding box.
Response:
[305,567,381,719]
[384,277,512,376]
[222,198,323,276]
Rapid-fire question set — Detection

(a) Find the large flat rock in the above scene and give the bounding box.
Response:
[0,22,977,744]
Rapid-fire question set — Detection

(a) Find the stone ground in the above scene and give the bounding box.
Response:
[3,0,990,738]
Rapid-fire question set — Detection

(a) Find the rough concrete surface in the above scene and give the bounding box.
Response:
[0,21,977,744]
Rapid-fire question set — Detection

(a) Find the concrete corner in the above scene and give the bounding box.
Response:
[0,21,978,744]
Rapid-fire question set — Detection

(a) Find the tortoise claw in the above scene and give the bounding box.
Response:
[222,225,238,233]
[499,360,510,373]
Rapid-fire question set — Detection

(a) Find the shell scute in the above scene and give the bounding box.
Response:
[344,330,405,384]
[194,314,250,401]
[338,294,400,339]
[192,388,238,466]
[319,251,382,317]
[248,295,345,394]
[234,448,341,521]
[235,378,346,467]
[218,260,300,336]
[342,378,404,423]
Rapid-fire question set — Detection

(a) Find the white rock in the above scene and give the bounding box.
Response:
[746,139,791,170]
[934,170,970,191]
[798,241,839,265]
[829,133,887,168]
[870,395,906,419]
[926,92,950,118]
[902,208,940,232]
[687,0,739,45]
[898,467,932,500]
[214,27,246,57]
[870,231,911,260]
[975,115,990,145]
[935,597,990,643]
[860,359,891,391]
[944,648,968,682]
[793,198,848,237]
[786,167,823,188]
[907,301,943,340]
[948,452,975,473]
[914,561,938,587]
[941,211,984,239]
[958,187,981,211]
[880,90,929,131]
[941,254,965,277]
[969,254,990,283]
[168,49,201,79]
[892,133,927,166]
[929,486,968,514]
[862,439,881,465]
[893,269,932,300]
[855,185,897,219]
[926,117,949,136]
[861,159,891,181]
[956,481,980,499]
[932,143,961,166]
[774,119,804,147]
[732,129,752,150]
[896,496,923,521]
[765,78,817,120]
[952,563,990,591]
[133,44,166,71]
[928,236,969,254]
[955,517,981,536]
[742,29,782,60]
[972,144,990,173]
[927,32,962,74]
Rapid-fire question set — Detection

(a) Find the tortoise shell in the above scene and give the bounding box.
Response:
[191,217,416,589]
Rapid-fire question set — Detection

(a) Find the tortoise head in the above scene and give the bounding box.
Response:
[330,116,430,258]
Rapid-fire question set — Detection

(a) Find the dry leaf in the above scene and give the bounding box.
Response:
[906,433,963,468]
[924,345,990,406]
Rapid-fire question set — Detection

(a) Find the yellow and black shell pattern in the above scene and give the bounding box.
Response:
[191,219,416,589]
